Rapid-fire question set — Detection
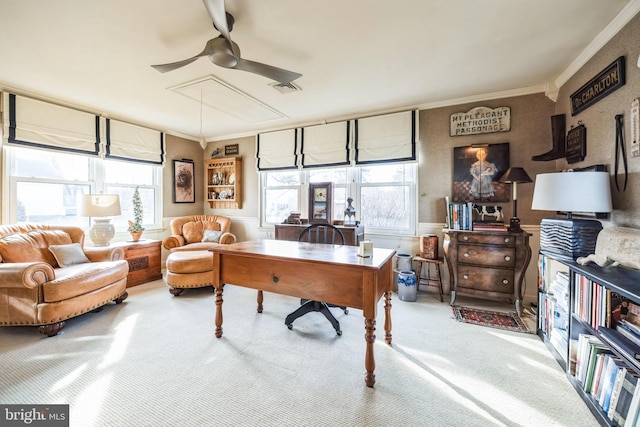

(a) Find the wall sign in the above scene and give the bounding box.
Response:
[225,144,239,155]
[566,123,587,164]
[450,106,511,137]
[570,56,625,116]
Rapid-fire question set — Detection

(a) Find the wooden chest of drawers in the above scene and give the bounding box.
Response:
[443,229,531,314]
[274,224,364,246]
[112,239,163,287]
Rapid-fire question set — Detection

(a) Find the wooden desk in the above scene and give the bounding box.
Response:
[210,239,395,388]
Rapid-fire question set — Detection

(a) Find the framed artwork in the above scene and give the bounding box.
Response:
[173,159,195,203]
[452,143,510,203]
[309,182,333,224]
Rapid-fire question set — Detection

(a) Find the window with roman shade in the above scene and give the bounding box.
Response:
[4,93,100,156]
[354,110,417,164]
[105,118,165,165]
[256,128,298,171]
[301,121,350,169]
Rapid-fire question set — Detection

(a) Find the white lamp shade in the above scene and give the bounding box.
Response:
[531,171,612,213]
[78,193,122,217]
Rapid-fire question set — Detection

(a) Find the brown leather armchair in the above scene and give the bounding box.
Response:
[0,224,129,336]
[163,215,236,295]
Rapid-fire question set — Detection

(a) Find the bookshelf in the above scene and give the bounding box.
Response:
[537,250,640,426]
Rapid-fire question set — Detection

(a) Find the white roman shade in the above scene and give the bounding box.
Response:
[256,128,298,171]
[301,121,350,169]
[106,118,165,165]
[4,93,100,156]
[355,110,417,164]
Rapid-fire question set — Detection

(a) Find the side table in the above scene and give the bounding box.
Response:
[111,239,162,287]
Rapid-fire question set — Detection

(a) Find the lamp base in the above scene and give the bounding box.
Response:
[89,219,115,246]
[540,218,603,260]
[508,217,522,232]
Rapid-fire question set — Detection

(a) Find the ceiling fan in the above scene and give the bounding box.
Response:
[151,0,302,84]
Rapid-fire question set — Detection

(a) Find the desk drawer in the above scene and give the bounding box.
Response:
[220,255,364,309]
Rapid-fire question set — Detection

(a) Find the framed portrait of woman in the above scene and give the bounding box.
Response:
[452,143,510,203]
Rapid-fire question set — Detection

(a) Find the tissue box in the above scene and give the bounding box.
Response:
[359,240,373,257]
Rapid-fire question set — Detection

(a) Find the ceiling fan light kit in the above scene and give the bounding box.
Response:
[151,0,302,85]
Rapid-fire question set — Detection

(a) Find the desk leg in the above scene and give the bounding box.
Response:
[257,290,264,313]
[364,318,376,388]
[215,286,224,338]
[384,291,392,344]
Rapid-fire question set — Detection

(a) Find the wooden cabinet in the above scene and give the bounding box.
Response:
[206,156,242,209]
[274,224,364,246]
[538,251,640,425]
[112,239,162,287]
[443,229,531,314]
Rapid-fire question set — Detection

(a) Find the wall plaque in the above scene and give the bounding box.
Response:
[450,106,511,137]
[225,144,239,155]
[570,56,625,116]
[566,123,586,164]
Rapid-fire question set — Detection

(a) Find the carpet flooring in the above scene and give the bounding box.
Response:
[451,306,530,333]
[0,280,598,427]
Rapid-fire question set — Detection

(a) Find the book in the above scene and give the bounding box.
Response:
[624,383,640,427]
[600,357,624,411]
[612,368,639,426]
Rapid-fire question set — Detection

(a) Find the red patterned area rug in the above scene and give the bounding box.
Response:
[451,306,530,333]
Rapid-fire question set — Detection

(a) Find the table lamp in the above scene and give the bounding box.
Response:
[78,193,122,246]
[499,167,532,232]
[531,171,612,259]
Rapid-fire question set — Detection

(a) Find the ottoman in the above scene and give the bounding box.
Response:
[165,250,214,296]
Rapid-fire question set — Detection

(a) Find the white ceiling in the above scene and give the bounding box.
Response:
[1,0,638,142]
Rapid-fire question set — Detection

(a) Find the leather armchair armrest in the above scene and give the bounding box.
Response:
[0,262,55,289]
[163,235,186,250]
[220,232,237,245]
[84,246,125,261]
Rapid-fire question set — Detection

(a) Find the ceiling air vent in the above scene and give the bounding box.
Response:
[269,81,302,94]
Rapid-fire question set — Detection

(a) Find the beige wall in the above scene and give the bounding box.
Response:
[163,134,206,218]
[554,12,640,229]
[417,93,557,225]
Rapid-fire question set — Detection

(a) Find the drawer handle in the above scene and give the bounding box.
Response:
[463,274,469,280]
[273,275,279,283]
[504,256,511,262]
[502,279,509,285]
[463,235,469,241]
[463,252,470,258]
[504,237,510,243]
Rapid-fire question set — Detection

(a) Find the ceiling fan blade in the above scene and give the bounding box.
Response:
[151,39,215,73]
[234,58,302,84]
[202,0,239,58]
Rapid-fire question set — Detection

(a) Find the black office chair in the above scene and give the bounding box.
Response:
[284,223,348,335]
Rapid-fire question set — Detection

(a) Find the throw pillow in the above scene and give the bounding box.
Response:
[202,230,224,243]
[48,243,91,267]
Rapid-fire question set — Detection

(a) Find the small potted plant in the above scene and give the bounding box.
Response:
[128,186,144,241]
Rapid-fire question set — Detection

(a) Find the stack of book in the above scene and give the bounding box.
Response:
[573,334,640,426]
[285,212,302,224]
[472,222,506,232]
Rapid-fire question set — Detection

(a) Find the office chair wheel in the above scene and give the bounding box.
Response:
[336,330,342,336]
[343,308,349,315]
[286,323,293,330]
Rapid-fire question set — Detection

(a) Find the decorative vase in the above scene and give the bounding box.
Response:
[130,231,143,242]
[397,271,417,302]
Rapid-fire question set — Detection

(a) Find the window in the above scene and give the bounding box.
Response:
[6,146,162,230]
[261,163,416,235]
